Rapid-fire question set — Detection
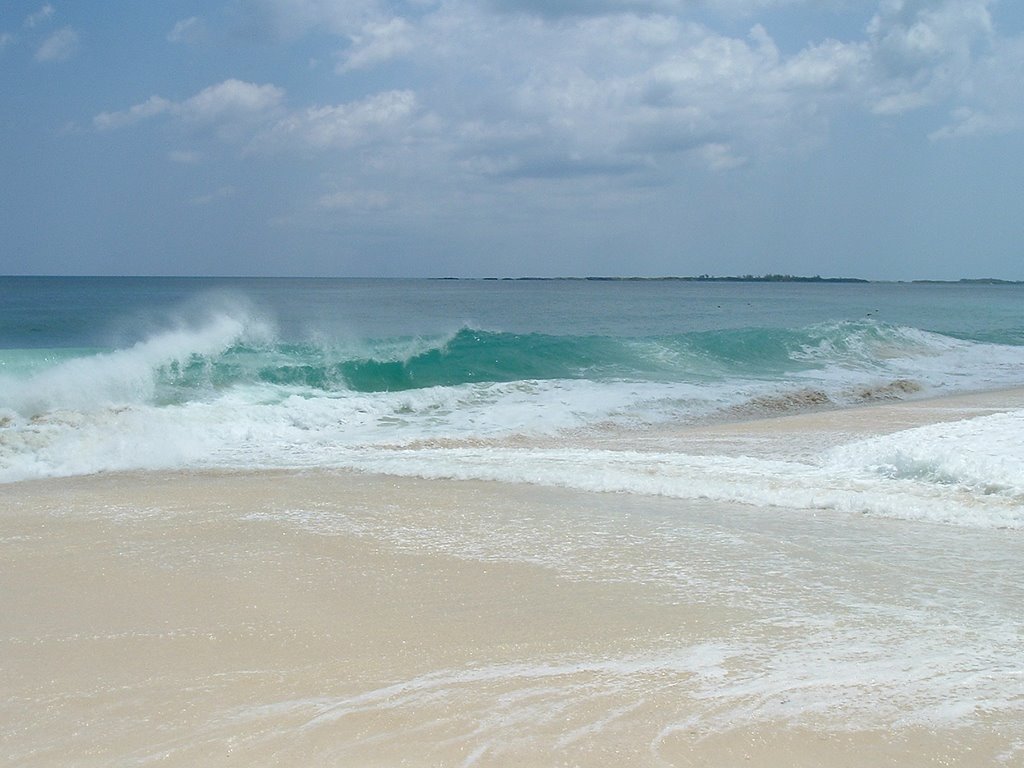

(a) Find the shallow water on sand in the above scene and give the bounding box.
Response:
[3,445,1022,766]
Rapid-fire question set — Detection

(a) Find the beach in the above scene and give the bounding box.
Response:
[4,387,1022,767]
[5,0,1024,754]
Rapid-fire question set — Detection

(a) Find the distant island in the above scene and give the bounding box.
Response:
[583,274,871,283]
[455,274,870,282]
[910,278,1024,285]
[436,274,1023,284]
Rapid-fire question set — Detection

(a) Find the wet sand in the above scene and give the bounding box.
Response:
[3,389,1023,766]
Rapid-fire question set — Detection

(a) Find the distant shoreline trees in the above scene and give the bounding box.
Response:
[443,275,1021,284]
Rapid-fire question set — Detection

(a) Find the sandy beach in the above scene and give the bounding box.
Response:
[3,388,1023,766]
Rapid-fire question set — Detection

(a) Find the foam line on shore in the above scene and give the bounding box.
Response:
[3,466,1023,766]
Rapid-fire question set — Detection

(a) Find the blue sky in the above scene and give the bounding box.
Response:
[2,0,1023,279]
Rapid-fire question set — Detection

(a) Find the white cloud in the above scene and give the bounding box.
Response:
[487,0,803,18]
[930,32,1024,139]
[0,32,14,51]
[179,80,286,123]
[95,79,424,159]
[870,90,928,115]
[96,0,1024,197]
[336,17,415,72]
[259,89,420,150]
[695,142,746,170]
[929,106,1015,140]
[394,0,1024,171]
[94,96,173,130]
[392,6,868,172]
[865,0,995,114]
[168,16,207,45]
[869,0,993,69]
[778,37,868,90]
[855,0,1024,141]
[94,80,285,133]
[34,26,78,62]
[214,0,1024,191]
[24,4,55,28]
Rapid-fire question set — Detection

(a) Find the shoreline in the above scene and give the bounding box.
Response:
[5,383,1024,492]
[670,382,1024,441]
[3,386,1024,766]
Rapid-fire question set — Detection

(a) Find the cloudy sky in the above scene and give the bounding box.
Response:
[2,1,1023,278]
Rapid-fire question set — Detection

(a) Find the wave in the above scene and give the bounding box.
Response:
[4,317,1017,409]
[0,311,271,415]
[166,320,1024,395]
[4,312,1024,517]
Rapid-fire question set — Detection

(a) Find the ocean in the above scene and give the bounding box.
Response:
[2,276,1023,527]
[4,276,1024,765]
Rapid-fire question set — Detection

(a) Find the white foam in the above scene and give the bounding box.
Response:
[4,365,1024,529]
[0,375,717,483]
[794,325,1024,397]
[827,409,1024,497]
[218,631,1023,747]
[4,310,1024,532]
[0,311,269,416]
[316,441,1023,529]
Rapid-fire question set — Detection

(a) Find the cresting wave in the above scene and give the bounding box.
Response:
[2,310,1024,527]
[0,311,271,414]
[2,315,1020,403]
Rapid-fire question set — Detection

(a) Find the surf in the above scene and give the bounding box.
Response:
[3,283,1024,530]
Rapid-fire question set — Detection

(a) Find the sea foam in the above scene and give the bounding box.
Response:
[827,409,1024,498]
[0,311,268,416]
[320,435,1024,529]
[3,308,1024,532]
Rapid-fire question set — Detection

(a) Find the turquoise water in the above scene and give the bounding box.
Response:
[3,277,1022,394]
[2,276,1024,526]
[3,276,1024,345]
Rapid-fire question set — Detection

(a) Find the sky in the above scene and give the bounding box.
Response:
[1,0,1023,279]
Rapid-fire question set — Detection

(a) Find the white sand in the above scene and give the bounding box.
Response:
[3,389,1023,766]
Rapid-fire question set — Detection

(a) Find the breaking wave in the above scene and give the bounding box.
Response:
[3,307,1024,529]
